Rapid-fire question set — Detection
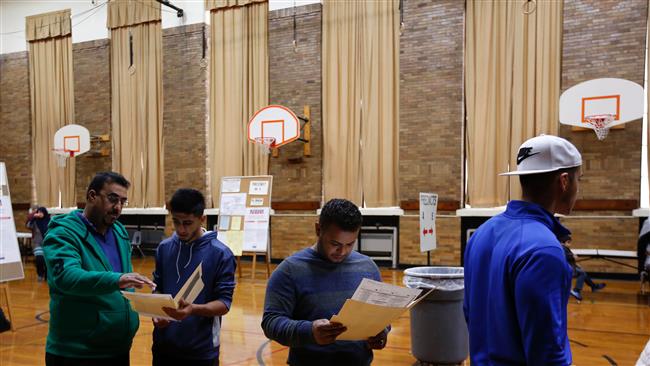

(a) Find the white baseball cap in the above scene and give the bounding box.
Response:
[500,135,582,176]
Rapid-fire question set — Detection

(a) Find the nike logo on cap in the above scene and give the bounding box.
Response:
[517,147,539,165]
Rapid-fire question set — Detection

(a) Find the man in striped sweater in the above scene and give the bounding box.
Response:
[262,199,388,366]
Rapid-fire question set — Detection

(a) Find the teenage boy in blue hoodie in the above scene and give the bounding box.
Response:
[464,135,582,366]
[152,188,236,366]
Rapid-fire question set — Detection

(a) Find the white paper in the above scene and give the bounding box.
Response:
[218,216,231,231]
[231,216,242,230]
[249,181,269,195]
[0,162,24,282]
[243,229,268,251]
[419,193,438,252]
[330,280,426,341]
[250,198,265,206]
[242,207,270,251]
[219,193,247,216]
[243,208,270,229]
[351,278,421,308]
[221,178,241,193]
[0,196,21,265]
[218,231,243,256]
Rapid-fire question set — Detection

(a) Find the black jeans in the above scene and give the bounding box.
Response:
[46,352,129,366]
[35,255,47,279]
[152,352,219,366]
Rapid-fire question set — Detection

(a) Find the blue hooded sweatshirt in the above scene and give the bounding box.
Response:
[152,230,236,360]
[463,200,573,366]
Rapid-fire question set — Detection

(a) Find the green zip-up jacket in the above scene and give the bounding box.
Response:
[42,210,139,358]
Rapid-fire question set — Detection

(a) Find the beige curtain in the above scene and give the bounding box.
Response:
[205,0,265,9]
[27,9,76,207]
[108,0,164,207]
[207,1,269,207]
[323,0,363,204]
[323,0,400,207]
[465,0,562,207]
[360,0,400,207]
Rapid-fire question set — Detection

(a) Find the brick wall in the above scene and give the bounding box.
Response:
[270,214,318,259]
[162,24,208,201]
[561,215,639,274]
[561,0,647,200]
[399,0,464,203]
[268,4,322,203]
[73,39,112,200]
[0,51,32,205]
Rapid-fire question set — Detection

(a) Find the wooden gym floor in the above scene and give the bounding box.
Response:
[1,256,648,365]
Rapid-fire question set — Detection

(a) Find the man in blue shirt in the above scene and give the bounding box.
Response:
[152,188,236,366]
[464,135,582,366]
[262,199,388,366]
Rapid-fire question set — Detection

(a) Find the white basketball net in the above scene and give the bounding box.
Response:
[254,137,276,155]
[584,114,615,141]
[52,149,71,167]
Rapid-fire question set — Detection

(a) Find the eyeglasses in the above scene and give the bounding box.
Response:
[98,192,129,207]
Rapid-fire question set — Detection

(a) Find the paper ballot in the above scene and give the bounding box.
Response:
[122,263,204,321]
[351,278,421,308]
[330,279,428,341]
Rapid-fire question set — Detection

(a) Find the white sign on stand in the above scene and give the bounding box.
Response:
[0,162,25,282]
[419,193,438,252]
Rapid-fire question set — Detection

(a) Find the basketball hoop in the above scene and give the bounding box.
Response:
[254,137,276,155]
[52,148,72,167]
[584,114,615,141]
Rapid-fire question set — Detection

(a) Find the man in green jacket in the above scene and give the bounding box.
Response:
[43,172,155,366]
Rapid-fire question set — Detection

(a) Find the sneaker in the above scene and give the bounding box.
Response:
[0,319,11,333]
[570,290,583,301]
[591,283,606,292]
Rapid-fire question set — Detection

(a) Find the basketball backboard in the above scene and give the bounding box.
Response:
[248,105,300,148]
[53,124,90,158]
[559,78,643,129]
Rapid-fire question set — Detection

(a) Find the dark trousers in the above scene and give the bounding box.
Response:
[35,255,47,279]
[46,352,129,366]
[574,267,596,292]
[152,352,219,366]
[0,308,10,333]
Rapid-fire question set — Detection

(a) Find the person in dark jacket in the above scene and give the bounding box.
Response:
[464,135,582,366]
[42,172,155,366]
[559,236,606,301]
[151,188,236,366]
[26,206,50,281]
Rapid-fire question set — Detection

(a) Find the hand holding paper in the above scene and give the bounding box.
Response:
[312,319,347,345]
[367,329,388,350]
[122,263,204,321]
[329,279,426,341]
[163,298,193,321]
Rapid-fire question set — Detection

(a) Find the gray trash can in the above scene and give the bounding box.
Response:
[403,267,468,365]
